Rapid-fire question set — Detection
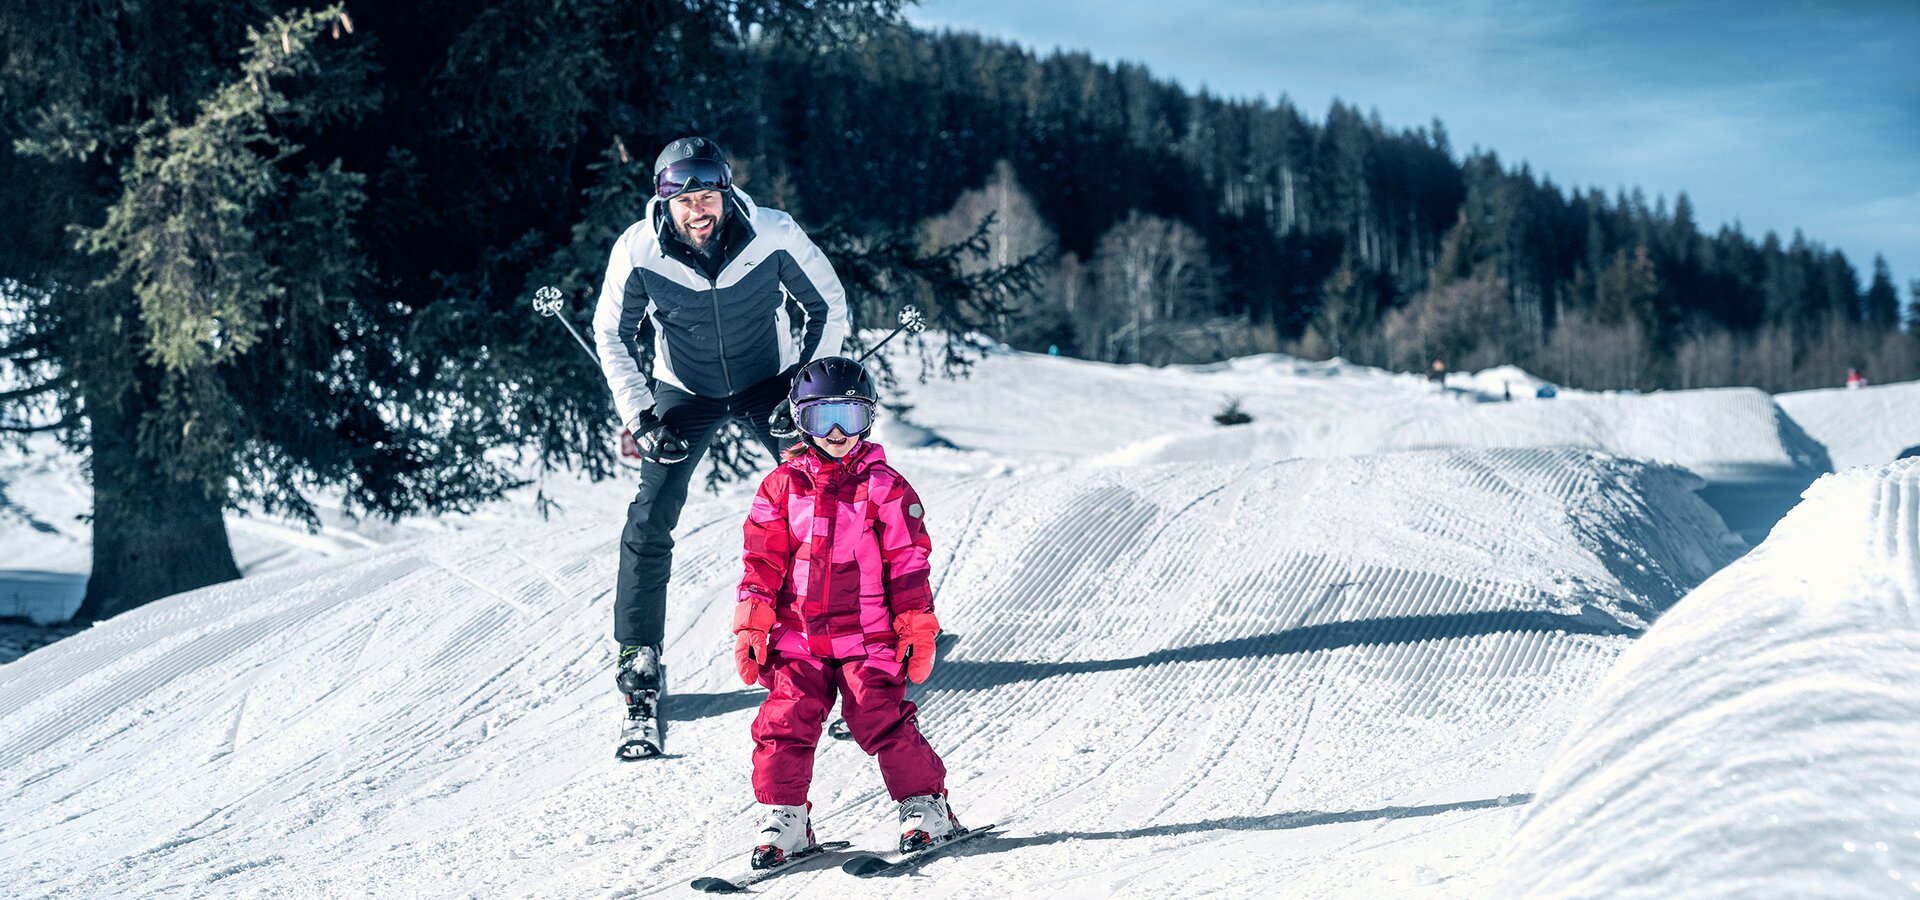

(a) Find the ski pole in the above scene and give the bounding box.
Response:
[533,285,599,362]
[856,305,927,364]
[540,285,923,367]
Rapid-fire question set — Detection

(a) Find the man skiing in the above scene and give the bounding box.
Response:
[592,136,850,759]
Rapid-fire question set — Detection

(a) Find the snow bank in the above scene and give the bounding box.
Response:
[1778,380,1920,471]
[1498,459,1920,897]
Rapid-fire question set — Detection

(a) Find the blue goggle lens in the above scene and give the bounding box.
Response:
[796,400,873,437]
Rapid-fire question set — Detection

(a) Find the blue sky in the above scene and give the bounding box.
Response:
[907,0,1920,294]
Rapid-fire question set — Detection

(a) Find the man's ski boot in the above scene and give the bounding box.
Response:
[615,645,666,760]
[897,791,963,853]
[751,802,818,869]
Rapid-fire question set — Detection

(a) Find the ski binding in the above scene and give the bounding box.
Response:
[690,840,853,893]
[841,823,996,877]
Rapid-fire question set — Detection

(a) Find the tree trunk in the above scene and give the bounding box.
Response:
[74,373,239,624]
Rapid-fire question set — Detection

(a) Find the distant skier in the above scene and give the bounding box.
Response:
[1427,357,1447,386]
[730,357,965,868]
[1847,368,1868,390]
[592,136,850,759]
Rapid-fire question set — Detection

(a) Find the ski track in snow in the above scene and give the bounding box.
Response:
[1,348,1915,898]
[0,451,1733,898]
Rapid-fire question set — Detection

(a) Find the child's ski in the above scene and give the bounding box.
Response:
[840,824,996,877]
[690,840,854,893]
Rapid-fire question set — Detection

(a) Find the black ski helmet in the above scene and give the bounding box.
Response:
[790,356,878,408]
[653,136,727,175]
[652,136,732,200]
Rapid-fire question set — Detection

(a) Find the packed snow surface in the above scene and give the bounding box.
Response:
[1500,459,1920,896]
[1,343,1916,898]
[1778,380,1920,471]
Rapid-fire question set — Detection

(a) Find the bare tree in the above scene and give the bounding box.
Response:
[1541,310,1657,391]
[1090,210,1220,363]
[920,160,1061,348]
[922,160,1056,273]
[1382,268,1514,373]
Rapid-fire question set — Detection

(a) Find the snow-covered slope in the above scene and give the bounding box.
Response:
[0,446,1736,898]
[0,434,458,625]
[1498,459,1920,897]
[0,437,90,623]
[1777,380,1920,471]
[1,345,1913,898]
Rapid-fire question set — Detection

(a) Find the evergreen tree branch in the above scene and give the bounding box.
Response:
[0,380,63,405]
[0,412,77,434]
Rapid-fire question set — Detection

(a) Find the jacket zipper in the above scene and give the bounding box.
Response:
[819,470,838,619]
[708,276,735,395]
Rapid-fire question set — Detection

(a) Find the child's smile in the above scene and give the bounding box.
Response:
[819,429,859,458]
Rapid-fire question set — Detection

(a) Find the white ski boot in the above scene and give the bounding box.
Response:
[751,802,817,869]
[897,792,962,852]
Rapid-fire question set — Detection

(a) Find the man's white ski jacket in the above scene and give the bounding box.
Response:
[593,187,849,432]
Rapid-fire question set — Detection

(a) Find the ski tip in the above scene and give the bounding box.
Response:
[690,876,744,893]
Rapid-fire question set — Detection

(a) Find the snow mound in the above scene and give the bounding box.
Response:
[1498,459,1920,897]
[1453,365,1558,400]
[1777,380,1920,471]
[1094,387,1825,479]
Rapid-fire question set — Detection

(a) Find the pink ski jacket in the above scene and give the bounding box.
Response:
[738,440,934,662]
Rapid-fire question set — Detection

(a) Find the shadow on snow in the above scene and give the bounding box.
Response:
[668,609,1628,721]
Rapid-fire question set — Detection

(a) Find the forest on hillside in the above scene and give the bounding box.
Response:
[728,27,1918,393]
[2,1,1913,616]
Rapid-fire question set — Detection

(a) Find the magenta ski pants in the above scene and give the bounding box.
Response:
[751,651,946,805]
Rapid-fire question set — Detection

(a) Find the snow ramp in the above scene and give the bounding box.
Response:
[0,447,1739,898]
[1095,387,1830,546]
[1498,459,1920,897]
[1094,387,1825,477]
[1777,380,1920,471]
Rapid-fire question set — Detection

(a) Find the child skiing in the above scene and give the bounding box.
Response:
[731,356,964,869]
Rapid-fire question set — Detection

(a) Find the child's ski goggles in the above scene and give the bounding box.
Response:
[795,399,874,437]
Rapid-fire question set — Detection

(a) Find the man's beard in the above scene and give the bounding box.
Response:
[675,208,725,254]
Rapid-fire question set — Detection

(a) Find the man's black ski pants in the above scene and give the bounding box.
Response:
[614,372,787,649]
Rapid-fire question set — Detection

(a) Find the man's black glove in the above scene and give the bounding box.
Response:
[631,412,692,465]
[768,399,799,440]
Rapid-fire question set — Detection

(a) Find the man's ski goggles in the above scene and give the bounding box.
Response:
[655,158,732,200]
[795,399,874,437]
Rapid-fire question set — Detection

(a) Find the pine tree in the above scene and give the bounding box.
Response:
[1908,280,1920,334]
[3,6,524,621]
[1864,255,1900,331]
[1595,246,1662,333]
[3,1,916,620]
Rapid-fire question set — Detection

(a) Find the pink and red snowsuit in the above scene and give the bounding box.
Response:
[738,439,946,805]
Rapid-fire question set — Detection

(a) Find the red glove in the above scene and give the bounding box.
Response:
[733,599,775,685]
[894,609,940,684]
